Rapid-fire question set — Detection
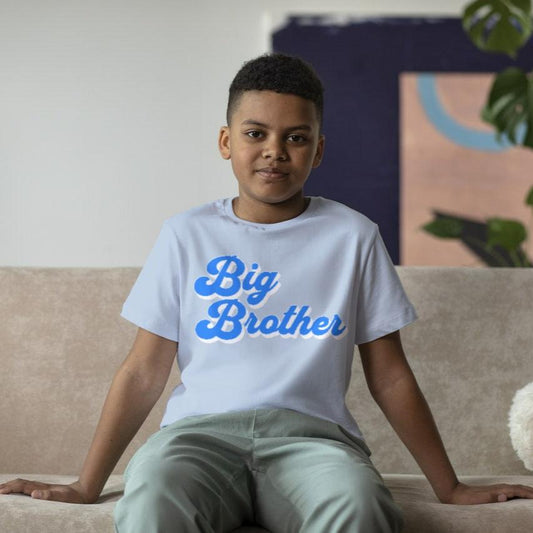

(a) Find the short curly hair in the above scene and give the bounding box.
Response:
[226,53,324,127]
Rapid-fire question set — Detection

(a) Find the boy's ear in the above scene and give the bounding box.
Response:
[312,134,325,168]
[218,126,231,160]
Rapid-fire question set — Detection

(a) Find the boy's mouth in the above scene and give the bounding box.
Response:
[256,167,289,180]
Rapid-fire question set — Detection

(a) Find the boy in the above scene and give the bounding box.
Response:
[2,53,533,533]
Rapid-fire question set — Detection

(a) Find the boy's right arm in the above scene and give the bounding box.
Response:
[0,328,177,504]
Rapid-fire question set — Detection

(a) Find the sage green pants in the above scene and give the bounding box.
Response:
[114,409,403,533]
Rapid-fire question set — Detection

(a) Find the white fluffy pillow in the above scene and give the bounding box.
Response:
[509,381,533,471]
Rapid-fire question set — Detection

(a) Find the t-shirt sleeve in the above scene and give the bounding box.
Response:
[121,221,180,342]
[354,228,417,345]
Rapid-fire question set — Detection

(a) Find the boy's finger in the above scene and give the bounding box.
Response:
[0,479,27,493]
[500,484,533,500]
[0,479,48,496]
[486,484,533,502]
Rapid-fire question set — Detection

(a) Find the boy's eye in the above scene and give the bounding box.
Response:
[245,130,263,139]
[287,134,306,143]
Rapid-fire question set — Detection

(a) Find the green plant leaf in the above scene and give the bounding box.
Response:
[462,0,532,57]
[487,218,527,250]
[527,73,533,146]
[526,185,533,205]
[422,218,463,239]
[482,67,533,148]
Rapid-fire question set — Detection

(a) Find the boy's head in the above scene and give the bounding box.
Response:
[219,53,325,222]
[226,53,324,128]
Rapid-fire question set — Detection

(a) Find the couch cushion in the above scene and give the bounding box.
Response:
[386,474,533,533]
[2,474,532,533]
[0,268,173,476]
[0,474,268,533]
[0,475,123,533]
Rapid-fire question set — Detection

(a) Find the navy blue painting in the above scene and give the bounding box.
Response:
[272,17,533,264]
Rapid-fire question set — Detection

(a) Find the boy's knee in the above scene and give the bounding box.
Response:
[337,477,403,533]
[309,463,403,533]
[115,457,202,531]
[115,472,212,533]
[355,480,403,532]
[124,455,214,505]
[115,454,252,533]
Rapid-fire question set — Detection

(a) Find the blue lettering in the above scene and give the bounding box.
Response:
[244,312,261,335]
[196,303,347,342]
[194,256,349,342]
[242,263,260,291]
[285,306,312,336]
[194,256,245,298]
[258,315,279,335]
[278,305,298,335]
[330,315,347,337]
[311,316,333,336]
[195,299,246,342]
[245,271,280,307]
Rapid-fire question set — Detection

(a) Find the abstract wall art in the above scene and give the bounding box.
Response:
[273,16,533,265]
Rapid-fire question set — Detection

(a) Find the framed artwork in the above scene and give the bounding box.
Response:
[273,17,533,265]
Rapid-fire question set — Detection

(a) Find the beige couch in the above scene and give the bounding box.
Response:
[1,266,532,532]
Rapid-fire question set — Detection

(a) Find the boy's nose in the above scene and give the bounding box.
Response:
[262,140,288,161]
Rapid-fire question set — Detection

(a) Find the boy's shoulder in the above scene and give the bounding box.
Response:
[313,197,378,236]
[163,200,223,230]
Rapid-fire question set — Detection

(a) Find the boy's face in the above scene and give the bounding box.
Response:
[218,90,324,217]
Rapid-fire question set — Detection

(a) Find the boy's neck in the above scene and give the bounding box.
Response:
[232,196,310,225]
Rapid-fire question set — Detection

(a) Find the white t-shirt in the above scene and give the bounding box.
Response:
[121,197,417,439]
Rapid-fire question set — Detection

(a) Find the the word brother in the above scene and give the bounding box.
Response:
[194,255,347,343]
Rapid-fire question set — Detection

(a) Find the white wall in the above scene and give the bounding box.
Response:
[1,0,467,266]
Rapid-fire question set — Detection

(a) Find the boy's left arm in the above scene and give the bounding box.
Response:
[359,331,533,504]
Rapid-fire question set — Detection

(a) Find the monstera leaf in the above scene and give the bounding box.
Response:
[423,218,464,238]
[462,0,532,57]
[482,67,533,147]
[487,218,527,251]
[422,201,532,267]
[526,185,533,205]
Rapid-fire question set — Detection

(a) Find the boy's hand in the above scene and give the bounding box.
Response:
[445,482,533,504]
[0,478,93,503]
